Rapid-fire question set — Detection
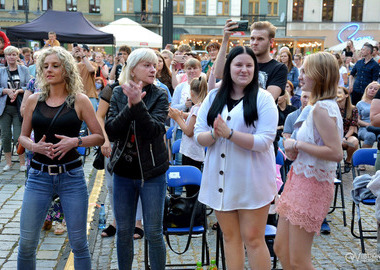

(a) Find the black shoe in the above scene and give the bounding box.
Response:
[344,160,351,174]
[320,220,331,235]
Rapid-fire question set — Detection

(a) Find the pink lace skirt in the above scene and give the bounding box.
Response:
[276,167,334,235]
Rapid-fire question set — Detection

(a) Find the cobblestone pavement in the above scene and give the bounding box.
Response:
[1,150,380,269]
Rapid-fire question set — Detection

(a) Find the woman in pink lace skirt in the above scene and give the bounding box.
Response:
[274,52,344,269]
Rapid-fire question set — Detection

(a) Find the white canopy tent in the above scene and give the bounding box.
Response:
[99,18,162,48]
[327,38,376,52]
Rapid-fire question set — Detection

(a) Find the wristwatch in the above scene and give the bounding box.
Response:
[77,136,83,146]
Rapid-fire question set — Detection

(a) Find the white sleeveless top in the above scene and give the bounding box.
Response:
[292,99,343,183]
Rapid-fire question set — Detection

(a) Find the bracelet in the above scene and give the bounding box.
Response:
[210,129,216,140]
[292,140,298,150]
[227,129,234,140]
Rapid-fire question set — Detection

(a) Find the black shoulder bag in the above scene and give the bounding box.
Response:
[163,192,206,255]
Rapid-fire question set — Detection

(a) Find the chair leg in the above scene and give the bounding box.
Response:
[358,215,366,253]
[328,184,339,214]
[340,182,347,226]
[351,203,360,238]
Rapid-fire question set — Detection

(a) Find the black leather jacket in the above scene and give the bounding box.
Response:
[105,84,169,181]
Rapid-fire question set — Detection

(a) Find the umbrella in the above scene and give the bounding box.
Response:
[327,38,377,52]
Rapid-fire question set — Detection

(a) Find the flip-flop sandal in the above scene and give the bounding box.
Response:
[101,225,116,237]
[133,227,144,240]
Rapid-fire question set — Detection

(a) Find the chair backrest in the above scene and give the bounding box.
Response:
[172,139,181,155]
[352,148,377,167]
[276,150,284,166]
[166,165,202,187]
[166,126,174,140]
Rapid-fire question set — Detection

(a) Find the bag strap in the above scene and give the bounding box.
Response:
[165,195,203,255]
[46,102,66,136]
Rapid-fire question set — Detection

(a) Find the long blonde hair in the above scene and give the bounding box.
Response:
[190,76,208,104]
[362,81,380,102]
[303,52,339,105]
[36,47,83,106]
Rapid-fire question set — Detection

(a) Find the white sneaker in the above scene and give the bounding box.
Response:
[3,164,12,172]
[19,165,27,172]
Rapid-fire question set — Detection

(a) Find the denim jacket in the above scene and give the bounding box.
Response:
[287,66,299,89]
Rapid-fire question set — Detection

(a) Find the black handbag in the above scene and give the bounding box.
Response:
[163,192,206,255]
[164,193,204,228]
[92,146,104,170]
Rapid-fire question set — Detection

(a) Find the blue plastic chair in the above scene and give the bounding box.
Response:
[77,147,88,164]
[350,148,377,253]
[171,139,181,165]
[144,165,209,269]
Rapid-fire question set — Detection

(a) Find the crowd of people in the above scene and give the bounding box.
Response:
[0,20,380,269]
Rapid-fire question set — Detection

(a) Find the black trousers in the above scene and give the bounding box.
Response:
[182,154,203,197]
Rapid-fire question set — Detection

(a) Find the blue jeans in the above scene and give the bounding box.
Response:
[18,164,91,270]
[113,173,167,270]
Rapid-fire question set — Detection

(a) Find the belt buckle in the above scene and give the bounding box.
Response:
[47,165,61,175]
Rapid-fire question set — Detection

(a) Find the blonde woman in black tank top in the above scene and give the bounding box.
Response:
[17,47,104,270]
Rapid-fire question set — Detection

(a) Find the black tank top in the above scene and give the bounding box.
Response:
[32,100,82,164]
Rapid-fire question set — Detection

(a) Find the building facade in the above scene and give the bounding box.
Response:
[288,0,380,48]
[2,1,376,51]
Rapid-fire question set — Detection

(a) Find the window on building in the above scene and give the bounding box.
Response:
[141,0,153,13]
[66,0,77,12]
[0,0,5,9]
[42,0,53,10]
[89,0,100,13]
[322,0,334,21]
[248,0,259,15]
[195,0,207,15]
[217,0,229,15]
[292,0,304,21]
[18,0,26,10]
[173,0,184,14]
[351,0,363,22]
[268,0,278,16]
[122,0,134,13]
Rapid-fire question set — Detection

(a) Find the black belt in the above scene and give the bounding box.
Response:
[30,159,82,175]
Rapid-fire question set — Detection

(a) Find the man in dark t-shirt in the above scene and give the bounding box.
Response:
[214,20,287,100]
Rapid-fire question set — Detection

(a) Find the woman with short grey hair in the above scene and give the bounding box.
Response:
[0,45,29,172]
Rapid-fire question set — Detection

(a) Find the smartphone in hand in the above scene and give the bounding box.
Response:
[234,20,249,31]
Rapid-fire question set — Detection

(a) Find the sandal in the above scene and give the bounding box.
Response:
[101,224,116,237]
[344,160,351,174]
[133,227,144,240]
[359,165,366,171]
[54,222,67,235]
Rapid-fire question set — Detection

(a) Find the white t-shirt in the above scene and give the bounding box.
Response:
[338,66,348,87]
[180,104,205,162]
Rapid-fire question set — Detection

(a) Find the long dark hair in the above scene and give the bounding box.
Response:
[207,46,259,127]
